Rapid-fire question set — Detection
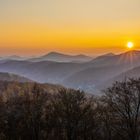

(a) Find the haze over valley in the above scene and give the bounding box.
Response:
[0,50,139,94]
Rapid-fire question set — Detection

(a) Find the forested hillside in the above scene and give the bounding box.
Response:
[0,79,139,140]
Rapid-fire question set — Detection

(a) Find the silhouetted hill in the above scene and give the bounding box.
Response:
[63,65,127,92]
[0,81,64,95]
[0,55,26,61]
[94,53,115,60]
[29,52,93,62]
[98,65,140,90]
[62,50,140,90]
[0,72,32,82]
[90,50,140,67]
[0,60,90,83]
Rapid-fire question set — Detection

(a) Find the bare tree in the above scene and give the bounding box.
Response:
[103,78,140,140]
[44,89,100,140]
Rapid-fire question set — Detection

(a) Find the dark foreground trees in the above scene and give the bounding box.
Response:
[102,79,140,140]
[0,79,139,140]
[0,82,99,140]
[43,89,100,140]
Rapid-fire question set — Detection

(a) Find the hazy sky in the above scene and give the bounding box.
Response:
[0,0,140,56]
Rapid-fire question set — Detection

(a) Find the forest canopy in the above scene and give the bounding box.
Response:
[0,79,139,140]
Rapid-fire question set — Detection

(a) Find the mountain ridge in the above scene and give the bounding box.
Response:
[0,72,33,82]
[29,51,93,62]
[0,50,140,93]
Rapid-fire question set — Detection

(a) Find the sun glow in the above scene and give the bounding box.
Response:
[127,42,134,49]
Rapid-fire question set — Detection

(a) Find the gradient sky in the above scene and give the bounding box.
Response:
[0,0,140,56]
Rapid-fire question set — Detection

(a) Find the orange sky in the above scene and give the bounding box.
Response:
[0,0,140,56]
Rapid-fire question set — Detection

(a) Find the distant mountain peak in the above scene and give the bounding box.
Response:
[47,51,64,56]
[44,52,91,58]
[42,52,69,58]
[119,50,140,57]
[124,50,140,54]
[75,54,90,57]
[92,52,115,61]
[103,53,115,56]
[96,52,115,57]
[32,51,93,62]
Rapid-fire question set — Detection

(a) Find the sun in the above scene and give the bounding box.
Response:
[127,42,134,49]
